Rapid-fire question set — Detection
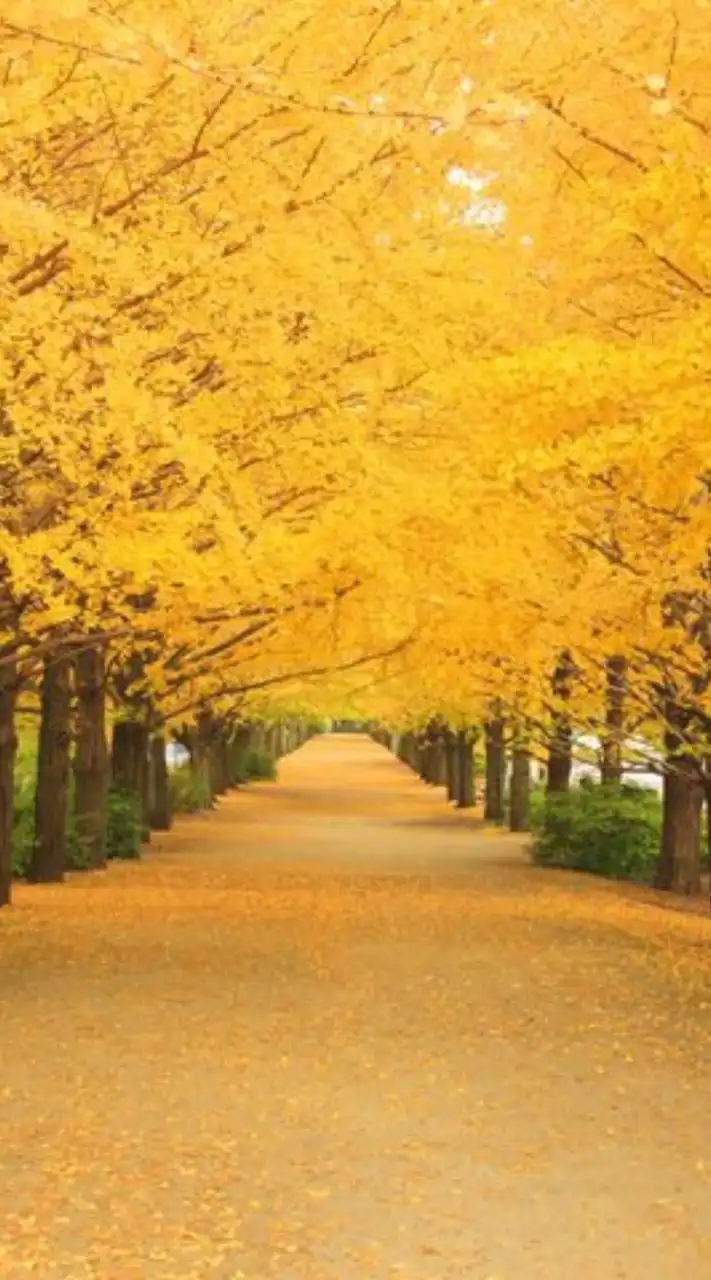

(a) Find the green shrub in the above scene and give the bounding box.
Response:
[11,735,36,874]
[169,765,212,813]
[11,796,35,877]
[531,783,661,883]
[105,787,142,860]
[243,747,277,781]
[169,749,277,808]
[65,819,96,871]
[12,770,100,875]
[230,745,250,785]
[229,745,277,784]
[12,725,142,871]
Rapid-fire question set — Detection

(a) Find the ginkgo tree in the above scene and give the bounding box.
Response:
[1,0,711,904]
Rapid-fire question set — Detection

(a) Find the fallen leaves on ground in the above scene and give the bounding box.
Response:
[2,736,711,1279]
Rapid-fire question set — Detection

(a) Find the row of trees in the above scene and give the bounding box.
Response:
[374,666,711,900]
[1,641,312,905]
[2,4,711,911]
[0,2,444,905]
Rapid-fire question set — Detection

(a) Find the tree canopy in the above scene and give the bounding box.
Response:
[1,2,711,895]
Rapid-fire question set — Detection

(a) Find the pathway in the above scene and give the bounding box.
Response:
[2,734,711,1279]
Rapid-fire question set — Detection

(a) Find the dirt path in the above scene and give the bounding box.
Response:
[2,734,711,1279]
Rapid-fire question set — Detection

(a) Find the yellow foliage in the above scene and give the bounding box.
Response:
[0,0,711,739]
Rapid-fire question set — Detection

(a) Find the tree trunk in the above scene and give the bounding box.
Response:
[219,733,230,791]
[445,730,459,804]
[195,741,213,805]
[28,653,72,884]
[656,726,702,895]
[547,733,572,792]
[209,737,226,797]
[706,775,711,908]
[406,734,418,771]
[547,653,574,794]
[193,713,217,807]
[432,736,447,786]
[111,719,149,835]
[420,721,445,785]
[417,733,431,782]
[425,743,440,784]
[601,655,626,786]
[139,730,150,842]
[73,646,108,869]
[265,724,279,763]
[455,731,475,808]
[186,727,210,805]
[149,734,172,830]
[484,716,506,820]
[221,733,234,788]
[0,658,17,907]
[230,725,251,785]
[509,746,531,832]
[195,739,213,805]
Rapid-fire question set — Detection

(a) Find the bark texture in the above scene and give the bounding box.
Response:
[28,654,72,883]
[484,716,506,820]
[74,646,108,868]
[601,655,626,786]
[112,719,150,835]
[509,746,531,832]
[547,653,574,794]
[656,711,702,895]
[455,732,475,809]
[0,658,17,906]
[149,733,172,831]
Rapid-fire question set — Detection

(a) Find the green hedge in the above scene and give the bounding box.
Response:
[169,766,212,813]
[105,788,142,860]
[11,734,280,875]
[168,747,277,815]
[531,783,662,883]
[242,747,277,782]
[228,745,277,785]
[12,743,100,875]
[11,777,142,876]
